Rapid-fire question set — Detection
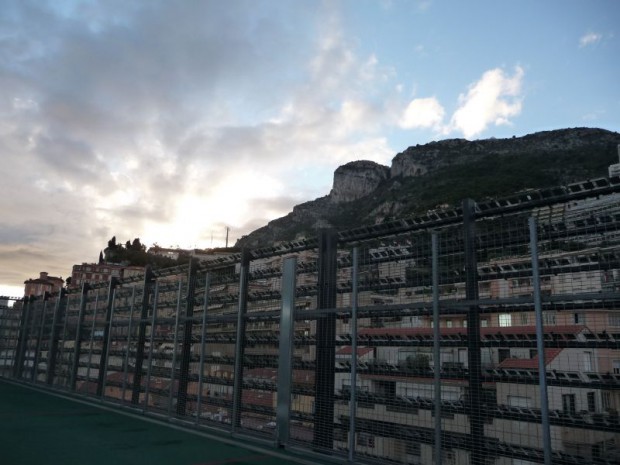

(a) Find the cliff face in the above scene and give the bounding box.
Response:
[235,127,620,249]
[329,160,390,203]
[390,128,618,178]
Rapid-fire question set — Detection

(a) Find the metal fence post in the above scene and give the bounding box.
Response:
[232,250,251,431]
[143,280,160,410]
[121,285,137,403]
[277,256,297,447]
[463,198,483,465]
[168,280,183,416]
[529,217,552,465]
[32,295,50,383]
[432,233,442,465]
[348,247,359,463]
[46,290,66,385]
[13,296,33,379]
[313,229,338,450]
[70,283,90,391]
[176,258,198,416]
[132,266,155,404]
[97,278,118,397]
[195,273,211,424]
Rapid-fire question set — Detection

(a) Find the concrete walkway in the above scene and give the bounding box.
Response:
[0,380,331,465]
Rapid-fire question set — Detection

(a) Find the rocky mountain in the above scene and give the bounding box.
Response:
[235,128,620,249]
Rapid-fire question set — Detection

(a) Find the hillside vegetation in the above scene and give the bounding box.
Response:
[236,128,620,248]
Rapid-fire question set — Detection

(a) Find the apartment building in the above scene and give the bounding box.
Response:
[23,271,64,297]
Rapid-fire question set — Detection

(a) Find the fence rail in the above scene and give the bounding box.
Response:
[2,176,620,465]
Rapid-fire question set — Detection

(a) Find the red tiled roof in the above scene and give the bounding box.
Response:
[245,367,277,380]
[357,325,585,337]
[497,348,563,369]
[336,346,374,356]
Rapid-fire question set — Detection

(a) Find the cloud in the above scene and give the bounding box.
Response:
[399,97,445,130]
[579,32,602,48]
[449,66,524,139]
[0,0,405,291]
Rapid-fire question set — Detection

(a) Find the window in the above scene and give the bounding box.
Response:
[587,392,596,412]
[462,320,467,328]
[609,314,620,327]
[574,313,585,324]
[508,395,532,408]
[481,319,488,327]
[562,394,576,414]
[520,313,529,325]
[356,433,375,448]
[613,360,620,375]
[446,320,453,328]
[498,349,511,363]
[499,313,512,327]
[602,391,611,410]
[543,311,556,325]
[583,352,593,372]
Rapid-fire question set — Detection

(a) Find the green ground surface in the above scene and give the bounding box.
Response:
[0,380,324,465]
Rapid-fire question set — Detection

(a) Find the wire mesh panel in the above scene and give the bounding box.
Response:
[235,254,285,437]
[70,286,107,395]
[288,248,320,449]
[2,178,620,465]
[50,291,82,389]
[101,282,135,403]
[0,300,22,377]
[531,194,620,464]
[190,261,239,430]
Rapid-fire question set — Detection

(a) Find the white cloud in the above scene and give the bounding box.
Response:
[449,66,524,139]
[399,97,445,129]
[579,32,602,48]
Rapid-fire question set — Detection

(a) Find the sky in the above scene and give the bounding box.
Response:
[1,0,619,298]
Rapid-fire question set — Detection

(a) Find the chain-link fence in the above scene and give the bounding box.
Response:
[2,176,620,465]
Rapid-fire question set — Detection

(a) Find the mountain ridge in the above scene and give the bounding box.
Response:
[235,127,620,248]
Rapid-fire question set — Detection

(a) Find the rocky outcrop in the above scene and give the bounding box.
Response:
[236,127,620,249]
[329,160,390,203]
[390,128,618,178]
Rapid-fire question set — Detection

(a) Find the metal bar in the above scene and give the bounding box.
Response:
[432,232,442,465]
[313,229,338,450]
[195,273,210,425]
[529,217,553,465]
[168,279,183,416]
[143,280,159,411]
[463,198,483,465]
[13,297,32,379]
[70,283,90,391]
[46,291,65,385]
[26,297,40,381]
[232,250,250,432]
[277,256,297,447]
[176,258,197,416]
[97,278,118,397]
[31,297,49,383]
[100,287,117,399]
[348,247,359,463]
[132,266,155,404]
[84,291,100,390]
[57,294,73,388]
[121,285,136,403]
